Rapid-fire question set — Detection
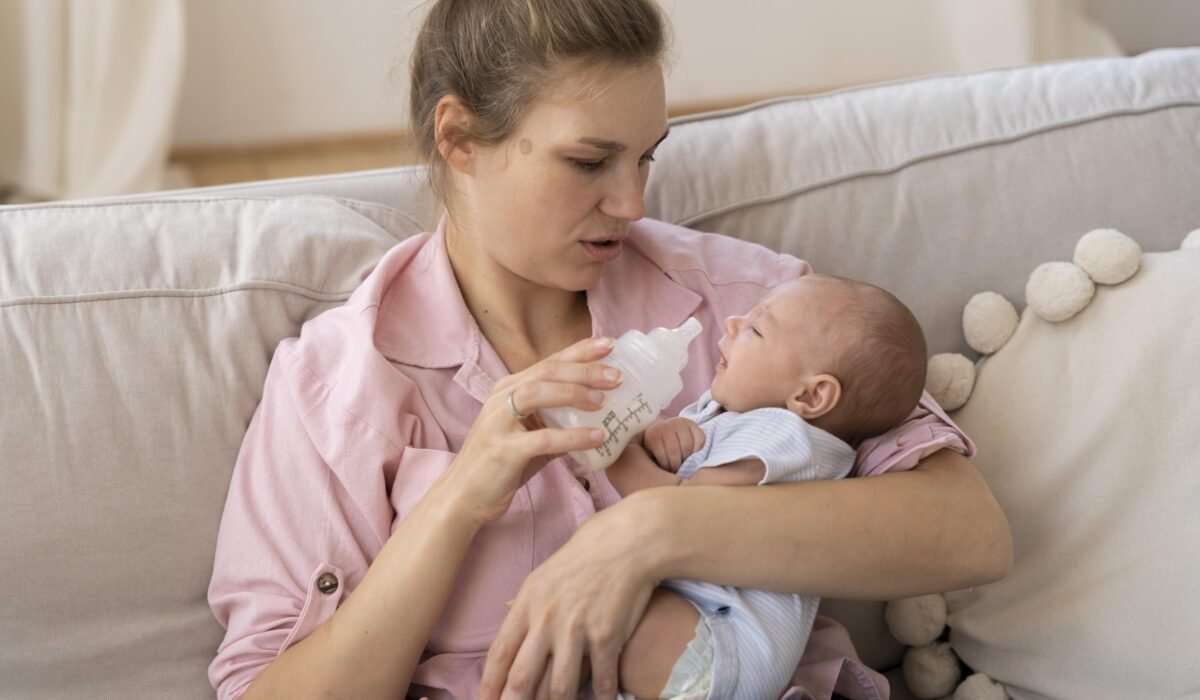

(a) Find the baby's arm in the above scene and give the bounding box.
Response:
[607,443,682,496]
[608,417,766,496]
[678,458,764,486]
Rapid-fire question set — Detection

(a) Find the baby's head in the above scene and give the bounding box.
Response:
[711,274,927,445]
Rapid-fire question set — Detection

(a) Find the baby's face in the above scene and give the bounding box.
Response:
[711,276,855,413]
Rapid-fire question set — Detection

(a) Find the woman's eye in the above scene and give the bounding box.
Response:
[639,153,657,166]
[571,159,606,172]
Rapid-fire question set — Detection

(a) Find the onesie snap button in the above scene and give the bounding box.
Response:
[316,572,339,595]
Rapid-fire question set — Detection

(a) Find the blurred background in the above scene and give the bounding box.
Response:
[0,0,1197,203]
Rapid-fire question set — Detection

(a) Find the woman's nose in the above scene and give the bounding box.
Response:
[601,163,647,222]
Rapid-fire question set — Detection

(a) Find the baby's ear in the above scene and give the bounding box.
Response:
[786,374,841,420]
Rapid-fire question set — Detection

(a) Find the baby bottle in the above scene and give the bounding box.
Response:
[540,317,703,471]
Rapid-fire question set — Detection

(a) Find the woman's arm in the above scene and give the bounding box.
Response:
[224,337,620,699]
[480,449,1011,700]
[643,448,1012,598]
[242,482,483,699]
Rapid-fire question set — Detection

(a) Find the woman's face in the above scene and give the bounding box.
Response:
[453,62,669,292]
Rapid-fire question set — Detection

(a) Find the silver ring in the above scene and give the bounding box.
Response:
[507,390,531,420]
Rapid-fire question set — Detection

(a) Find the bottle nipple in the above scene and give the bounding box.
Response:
[673,317,702,344]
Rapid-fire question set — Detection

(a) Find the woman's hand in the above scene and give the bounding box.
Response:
[440,336,622,525]
[478,493,666,700]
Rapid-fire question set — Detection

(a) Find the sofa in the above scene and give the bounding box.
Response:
[2,49,1198,699]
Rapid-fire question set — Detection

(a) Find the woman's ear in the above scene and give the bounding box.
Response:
[433,95,476,175]
[786,374,841,420]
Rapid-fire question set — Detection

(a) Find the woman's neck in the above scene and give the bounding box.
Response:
[445,221,592,373]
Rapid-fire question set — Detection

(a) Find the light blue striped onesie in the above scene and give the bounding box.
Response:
[658,390,855,700]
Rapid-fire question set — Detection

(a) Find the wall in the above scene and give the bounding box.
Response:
[1086,0,1200,53]
[174,0,1134,149]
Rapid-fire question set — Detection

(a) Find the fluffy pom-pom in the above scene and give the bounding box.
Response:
[1025,262,1094,322]
[953,673,1009,700]
[886,594,947,646]
[1073,228,1141,284]
[903,642,962,699]
[963,292,1018,355]
[926,353,975,411]
[1183,229,1200,250]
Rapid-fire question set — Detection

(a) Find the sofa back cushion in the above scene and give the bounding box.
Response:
[181,50,1200,358]
[0,198,403,699]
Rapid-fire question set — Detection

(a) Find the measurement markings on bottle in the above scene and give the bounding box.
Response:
[596,394,654,457]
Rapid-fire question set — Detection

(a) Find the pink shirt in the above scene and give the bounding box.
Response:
[208,218,973,700]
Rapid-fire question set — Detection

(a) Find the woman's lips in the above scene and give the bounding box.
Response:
[581,239,623,262]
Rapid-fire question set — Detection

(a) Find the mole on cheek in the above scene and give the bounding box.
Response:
[519,138,533,155]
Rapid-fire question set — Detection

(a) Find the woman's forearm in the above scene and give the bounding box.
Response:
[242,478,482,699]
[632,449,1012,599]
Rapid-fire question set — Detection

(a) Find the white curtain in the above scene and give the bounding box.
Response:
[0,0,185,200]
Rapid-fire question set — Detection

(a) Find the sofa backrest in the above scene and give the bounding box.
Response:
[0,199,407,698]
[148,48,1200,356]
[2,49,1198,697]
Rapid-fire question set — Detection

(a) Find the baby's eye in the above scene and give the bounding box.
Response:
[750,326,763,337]
[570,159,606,173]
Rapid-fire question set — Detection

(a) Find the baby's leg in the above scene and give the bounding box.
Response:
[618,588,703,699]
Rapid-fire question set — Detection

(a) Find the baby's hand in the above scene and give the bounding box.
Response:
[643,417,705,472]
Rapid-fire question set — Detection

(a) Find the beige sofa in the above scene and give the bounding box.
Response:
[2,49,1198,699]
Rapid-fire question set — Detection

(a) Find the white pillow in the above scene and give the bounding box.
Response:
[946,249,1200,699]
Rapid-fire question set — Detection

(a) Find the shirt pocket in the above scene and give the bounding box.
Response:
[390,446,534,653]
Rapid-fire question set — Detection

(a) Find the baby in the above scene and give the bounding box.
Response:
[605,273,928,700]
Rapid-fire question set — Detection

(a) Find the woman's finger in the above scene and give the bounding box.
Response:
[585,633,623,700]
[480,612,528,700]
[551,335,615,363]
[534,665,554,700]
[509,380,606,420]
[547,629,585,700]
[516,426,605,461]
[500,632,552,700]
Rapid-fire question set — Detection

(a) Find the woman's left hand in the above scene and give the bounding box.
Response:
[478,493,665,700]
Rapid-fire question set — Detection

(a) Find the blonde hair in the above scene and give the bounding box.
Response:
[409,0,670,203]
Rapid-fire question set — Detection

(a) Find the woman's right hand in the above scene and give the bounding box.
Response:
[439,336,622,524]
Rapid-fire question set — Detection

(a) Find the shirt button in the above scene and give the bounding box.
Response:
[577,476,590,492]
[316,572,339,595]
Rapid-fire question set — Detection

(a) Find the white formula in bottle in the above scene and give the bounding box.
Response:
[540,317,702,471]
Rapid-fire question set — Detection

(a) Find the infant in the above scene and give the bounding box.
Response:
[605,273,928,700]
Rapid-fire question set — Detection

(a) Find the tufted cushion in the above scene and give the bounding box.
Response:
[0,197,403,699]
[946,249,1200,699]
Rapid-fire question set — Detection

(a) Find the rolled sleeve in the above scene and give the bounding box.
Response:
[207,346,395,698]
[851,391,976,478]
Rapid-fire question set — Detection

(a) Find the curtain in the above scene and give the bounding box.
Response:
[0,0,185,200]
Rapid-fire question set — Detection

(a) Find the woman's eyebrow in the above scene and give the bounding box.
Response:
[577,129,671,153]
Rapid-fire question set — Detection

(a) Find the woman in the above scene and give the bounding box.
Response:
[208,1,1012,698]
